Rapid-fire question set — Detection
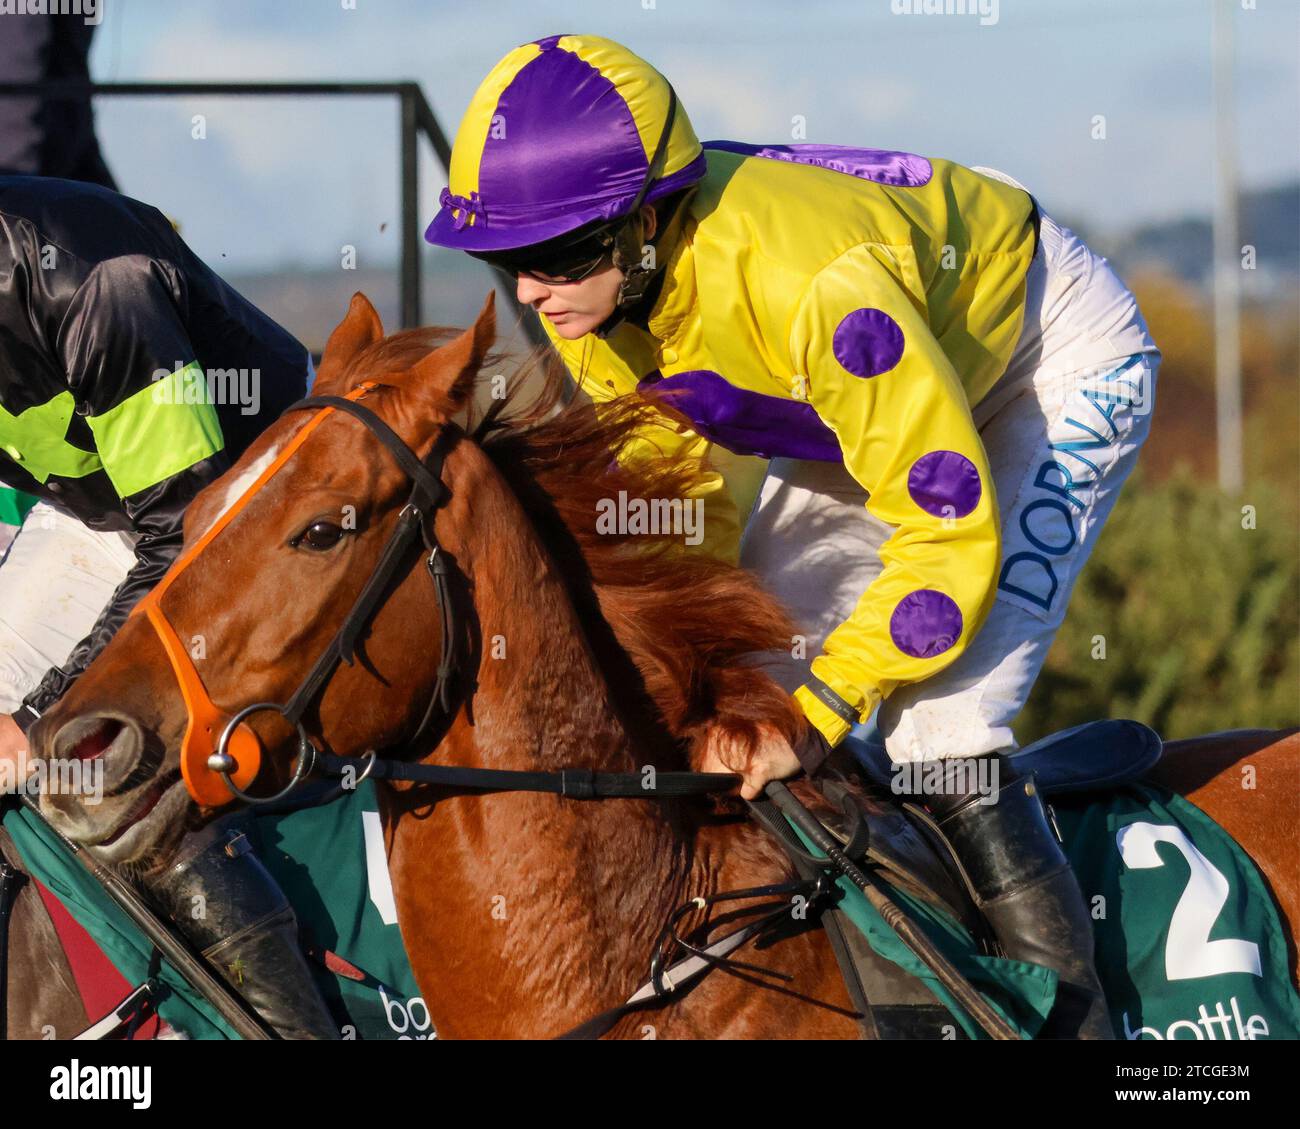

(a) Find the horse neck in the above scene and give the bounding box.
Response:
[385,455,701,1033]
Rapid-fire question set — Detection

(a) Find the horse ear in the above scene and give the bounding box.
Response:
[408,290,496,413]
[312,292,385,394]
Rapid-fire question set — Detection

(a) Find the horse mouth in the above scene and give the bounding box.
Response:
[88,771,189,863]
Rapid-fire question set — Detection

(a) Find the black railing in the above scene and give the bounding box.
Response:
[0,80,542,342]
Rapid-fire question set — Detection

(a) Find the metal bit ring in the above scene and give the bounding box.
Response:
[213,702,317,805]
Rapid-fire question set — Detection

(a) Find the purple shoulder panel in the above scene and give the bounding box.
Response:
[638,370,842,462]
[703,140,932,188]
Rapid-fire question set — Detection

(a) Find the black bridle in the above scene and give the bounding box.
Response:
[209,391,739,808]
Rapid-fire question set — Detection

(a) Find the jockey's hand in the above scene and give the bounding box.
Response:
[0,713,29,793]
[699,723,802,800]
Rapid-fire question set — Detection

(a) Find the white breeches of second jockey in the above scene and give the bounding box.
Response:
[0,501,136,714]
[741,201,1160,764]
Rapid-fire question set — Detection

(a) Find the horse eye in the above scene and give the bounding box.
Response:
[296,521,345,551]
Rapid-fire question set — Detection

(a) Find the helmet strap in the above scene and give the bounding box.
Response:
[599,87,680,335]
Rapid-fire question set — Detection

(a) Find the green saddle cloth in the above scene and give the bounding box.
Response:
[3,782,425,1040]
[1056,782,1300,1041]
[792,780,1300,1041]
[8,779,1297,1041]
[785,820,1058,1039]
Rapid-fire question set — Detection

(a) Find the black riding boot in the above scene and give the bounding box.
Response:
[926,755,1114,1040]
[146,813,340,1040]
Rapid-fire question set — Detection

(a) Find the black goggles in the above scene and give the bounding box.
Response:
[472,226,618,284]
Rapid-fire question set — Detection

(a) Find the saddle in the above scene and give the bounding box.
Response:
[763,719,1163,1039]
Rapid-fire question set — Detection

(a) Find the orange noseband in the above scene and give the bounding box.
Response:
[131,383,378,806]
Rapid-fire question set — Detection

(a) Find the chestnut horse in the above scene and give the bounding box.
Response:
[17,293,1299,1038]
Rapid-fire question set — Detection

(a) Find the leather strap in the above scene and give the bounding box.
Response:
[314,751,738,801]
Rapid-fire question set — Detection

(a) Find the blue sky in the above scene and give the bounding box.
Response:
[84,0,1298,295]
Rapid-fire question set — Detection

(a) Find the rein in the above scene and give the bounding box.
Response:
[312,749,736,800]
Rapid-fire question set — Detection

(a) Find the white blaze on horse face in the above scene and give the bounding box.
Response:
[192,438,284,541]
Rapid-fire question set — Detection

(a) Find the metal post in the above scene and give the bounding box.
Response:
[0,80,540,340]
[399,85,421,330]
[1212,0,1244,495]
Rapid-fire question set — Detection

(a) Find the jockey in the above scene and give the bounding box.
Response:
[428,34,1160,1039]
[0,176,338,1038]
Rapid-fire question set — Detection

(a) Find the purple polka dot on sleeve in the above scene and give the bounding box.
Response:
[907,451,982,518]
[889,590,963,659]
[832,308,905,378]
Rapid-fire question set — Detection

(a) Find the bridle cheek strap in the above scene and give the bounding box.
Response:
[131,382,380,807]
[143,603,261,806]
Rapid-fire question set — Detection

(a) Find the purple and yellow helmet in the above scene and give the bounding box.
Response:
[425,34,706,254]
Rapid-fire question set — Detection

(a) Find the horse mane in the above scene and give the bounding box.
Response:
[470,346,805,765]
[340,326,805,765]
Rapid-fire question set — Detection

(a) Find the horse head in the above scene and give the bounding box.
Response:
[29,291,496,866]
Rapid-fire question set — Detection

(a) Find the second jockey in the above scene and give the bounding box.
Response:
[0,176,339,1038]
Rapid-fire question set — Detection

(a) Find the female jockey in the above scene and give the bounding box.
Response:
[427,34,1159,1039]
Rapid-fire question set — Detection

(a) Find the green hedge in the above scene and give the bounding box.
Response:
[1016,470,1300,743]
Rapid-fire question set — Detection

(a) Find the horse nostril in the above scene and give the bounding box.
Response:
[54,716,126,763]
